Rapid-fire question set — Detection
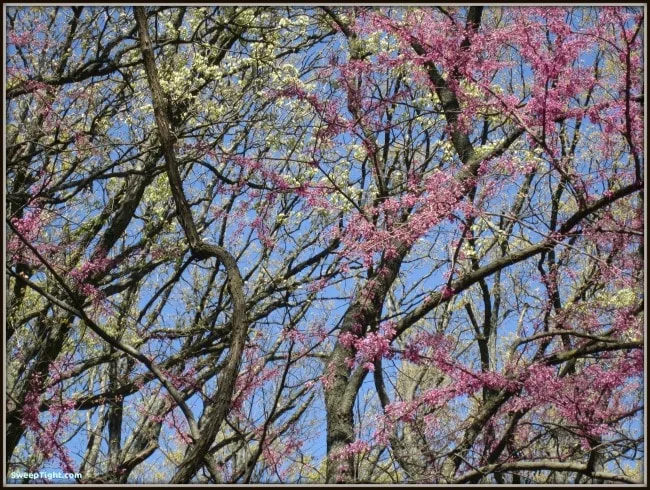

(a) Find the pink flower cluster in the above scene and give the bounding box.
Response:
[69,252,116,310]
[69,254,115,284]
[21,373,77,474]
[401,331,452,364]
[8,205,52,266]
[503,357,642,439]
[339,170,462,267]
[330,439,371,461]
[340,321,396,371]
[232,361,282,414]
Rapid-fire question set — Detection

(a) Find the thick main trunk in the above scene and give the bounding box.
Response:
[325,253,406,483]
[324,375,356,482]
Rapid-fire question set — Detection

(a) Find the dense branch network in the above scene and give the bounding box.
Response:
[5,5,644,484]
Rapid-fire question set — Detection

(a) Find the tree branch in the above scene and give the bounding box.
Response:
[134,7,249,483]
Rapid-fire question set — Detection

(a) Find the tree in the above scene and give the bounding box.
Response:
[5,5,644,484]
